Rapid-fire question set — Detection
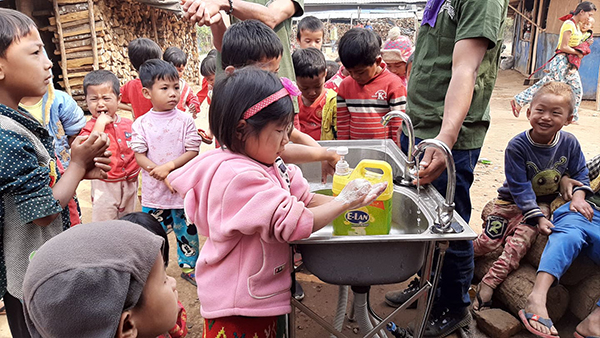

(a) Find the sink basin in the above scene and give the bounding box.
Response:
[291,139,478,286]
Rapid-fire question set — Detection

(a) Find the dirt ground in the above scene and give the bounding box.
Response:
[0,69,598,337]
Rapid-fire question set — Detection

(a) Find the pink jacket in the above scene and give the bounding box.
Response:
[169,149,315,318]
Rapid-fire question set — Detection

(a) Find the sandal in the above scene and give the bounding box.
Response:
[472,285,493,312]
[574,330,600,338]
[0,300,5,315]
[180,271,197,286]
[198,129,213,145]
[519,309,559,338]
[510,99,521,118]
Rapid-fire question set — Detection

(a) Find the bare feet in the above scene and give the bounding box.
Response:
[524,293,558,336]
[575,306,600,337]
[473,283,493,311]
[510,99,522,118]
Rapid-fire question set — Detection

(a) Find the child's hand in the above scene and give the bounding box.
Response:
[537,217,554,235]
[189,104,198,119]
[335,180,387,210]
[70,132,111,174]
[84,153,112,180]
[321,150,340,184]
[150,161,175,181]
[570,190,594,221]
[96,112,113,126]
[164,178,176,194]
[560,175,583,201]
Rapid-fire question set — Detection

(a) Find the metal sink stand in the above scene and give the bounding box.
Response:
[288,240,450,338]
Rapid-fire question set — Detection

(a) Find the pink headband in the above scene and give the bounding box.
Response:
[242,77,301,120]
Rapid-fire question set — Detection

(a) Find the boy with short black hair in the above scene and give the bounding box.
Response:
[80,70,140,222]
[296,16,324,49]
[473,81,593,313]
[162,46,200,117]
[0,8,110,336]
[325,60,339,81]
[120,38,162,119]
[292,47,337,140]
[336,28,406,142]
[131,59,202,286]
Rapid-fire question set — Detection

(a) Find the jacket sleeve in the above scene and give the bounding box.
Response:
[567,138,593,196]
[55,91,86,136]
[287,164,314,206]
[183,115,202,152]
[503,142,544,223]
[214,169,314,244]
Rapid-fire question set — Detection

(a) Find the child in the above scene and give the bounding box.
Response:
[520,154,600,338]
[325,60,339,81]
[163,46,200,117]
[336,28,406,142]
[292,47,337,140]
[131,59,202,286]
[472,82,594,311]
[120,212,188,338]
[568,17,594,72]
[324,57,349,93]
[21,82,87,226]
[168,67,386,337]
[120,38,162,119]
[380,27,413,87]
[23,220,179,337]
[296,16,324,50]
[79,70,140,222]
[197,49,217,108]
[0,8,110,336]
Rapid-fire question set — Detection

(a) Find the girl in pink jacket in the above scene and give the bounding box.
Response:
[169,68,386,337]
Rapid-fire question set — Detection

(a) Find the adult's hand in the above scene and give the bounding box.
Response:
[182,0,222,26]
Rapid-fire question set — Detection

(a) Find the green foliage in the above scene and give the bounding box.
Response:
[196,25,213,53]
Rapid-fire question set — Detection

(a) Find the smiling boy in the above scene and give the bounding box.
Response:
[79,70,140,222]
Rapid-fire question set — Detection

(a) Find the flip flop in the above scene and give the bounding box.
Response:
[519,309,558,338]
[510,99,521,118]
[197,128,213,145]
[472,287,493,312]
[574,330,600,338]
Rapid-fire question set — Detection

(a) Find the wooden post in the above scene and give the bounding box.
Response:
[151,8,159,42]
[87,0,99,70]
[53,0,71,95]
[530,0,544,75]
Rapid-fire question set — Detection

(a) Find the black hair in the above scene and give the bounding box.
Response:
[0,8,35,58]
[127,38,162,71]
[292,47,326,79]
[574,1,597,15]
[200,54,216,77]
[210,67,294,153]
[372,30,382,48]
[120,212,170,267]
[163,46,187,67]
[407,53,415,65]
[221,20,283,68]
[338,28,380,69]
[296,16,324,39]
[83,69,120,96]
[326,60,339,81]
[207,48,218,58]
[139,59,179,89]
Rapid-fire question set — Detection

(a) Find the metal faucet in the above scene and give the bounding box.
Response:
[381,112,415,185]
[413,139,456,233]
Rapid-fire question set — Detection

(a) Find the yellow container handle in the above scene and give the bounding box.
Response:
[350,160,394,197]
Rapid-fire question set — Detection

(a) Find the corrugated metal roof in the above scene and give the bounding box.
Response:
[296,9,421,20]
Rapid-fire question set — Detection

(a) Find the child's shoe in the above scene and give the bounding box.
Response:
[181,270,197,286]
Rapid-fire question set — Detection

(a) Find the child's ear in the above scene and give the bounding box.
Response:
[236,120,247,140]
[376,56,383,65]
[566,113,574,125]
[115,311,138,338]
[224,66,235,75]
[117,93,122,104]
[142,87,151,100]
[0,60,5,81]
[526,108,532,120]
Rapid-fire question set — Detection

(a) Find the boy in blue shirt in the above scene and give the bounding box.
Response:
[472,81,594,312]
[0,9,111,336]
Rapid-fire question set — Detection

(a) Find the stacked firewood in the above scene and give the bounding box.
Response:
[45,0,200,108]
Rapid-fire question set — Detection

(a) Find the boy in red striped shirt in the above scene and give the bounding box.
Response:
[336,28,406,142]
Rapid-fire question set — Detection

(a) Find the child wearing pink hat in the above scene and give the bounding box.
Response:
[381,27,414,87]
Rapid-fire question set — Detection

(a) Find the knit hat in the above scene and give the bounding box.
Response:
[381,35,414,63]
[23,221,164,338]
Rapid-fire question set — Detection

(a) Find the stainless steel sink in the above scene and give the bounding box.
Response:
[291,139,478,286]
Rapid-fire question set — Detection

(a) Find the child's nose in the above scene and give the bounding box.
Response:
[167,275,177,291]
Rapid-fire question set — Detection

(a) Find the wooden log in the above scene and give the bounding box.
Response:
[48,12,100,26]
[568,273,600,321]
[59,71,90,79]
[57,0,86,4]
[53,0,70,95]
[58,3,89,14]
[474,253,569,323]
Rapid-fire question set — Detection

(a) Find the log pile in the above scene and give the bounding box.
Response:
[46,0,200,108]
[474,230,600,323]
